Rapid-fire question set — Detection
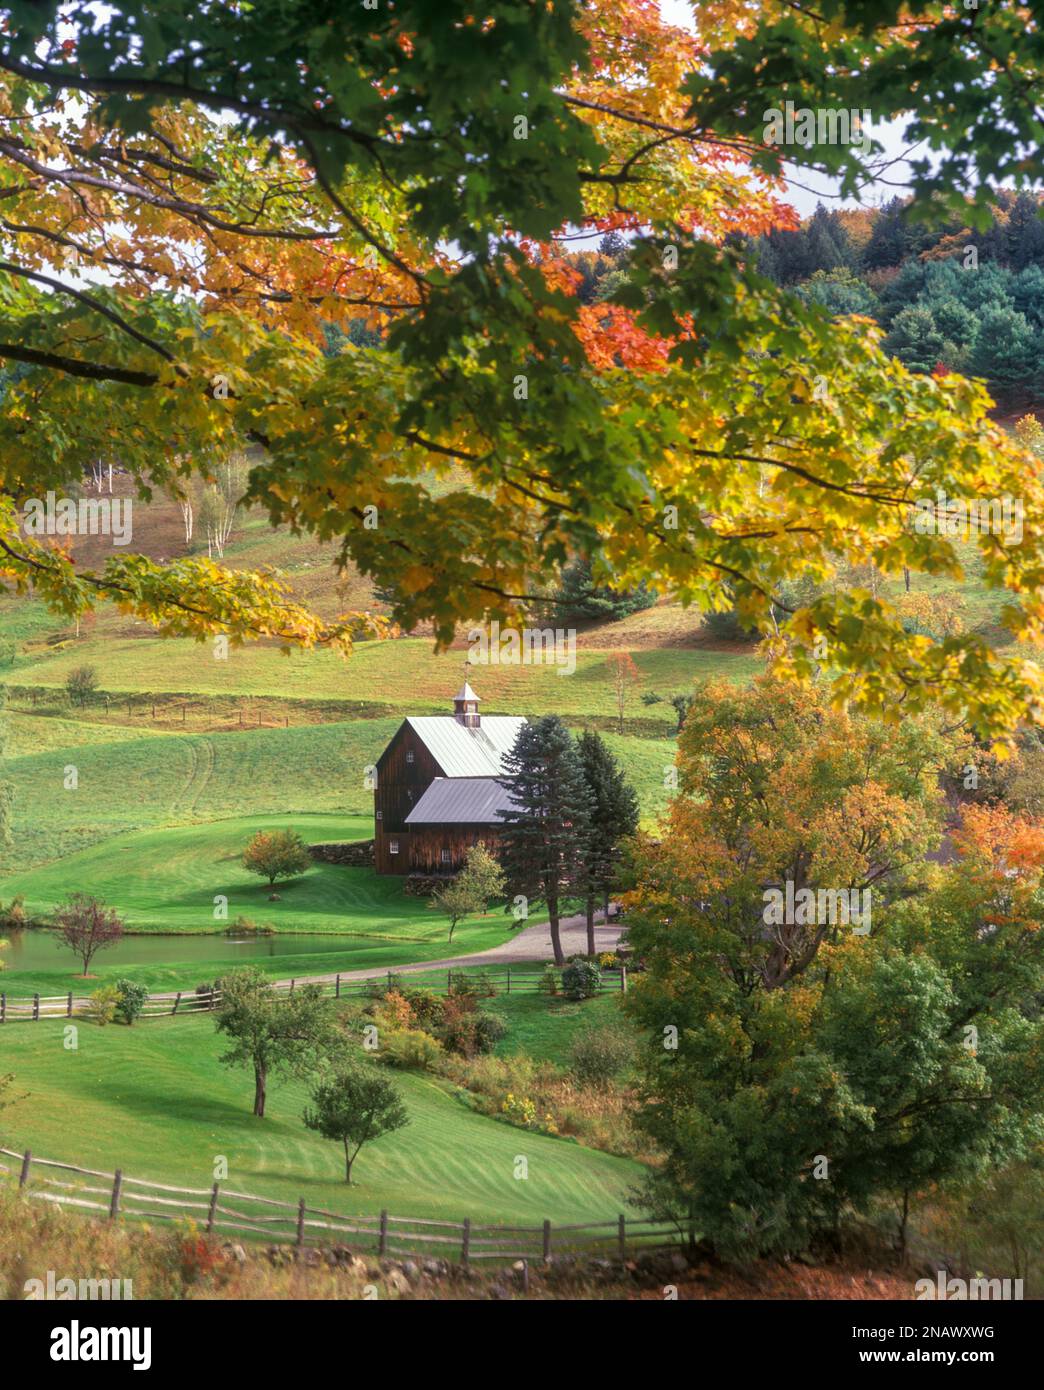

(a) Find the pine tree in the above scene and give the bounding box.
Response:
[576,731,639,956]
[496,716,593,965]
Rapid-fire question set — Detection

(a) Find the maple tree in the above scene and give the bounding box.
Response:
[624,686,1044,1260]
[0,3,1042,736]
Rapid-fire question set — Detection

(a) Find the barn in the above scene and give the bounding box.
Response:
[372,684,525,875]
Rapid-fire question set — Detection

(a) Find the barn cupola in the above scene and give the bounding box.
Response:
[453,681,481,728]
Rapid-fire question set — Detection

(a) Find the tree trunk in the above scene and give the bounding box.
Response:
[343,1142,353,1184]
[585,895,596,957]
[602,889,611,926]
[253,1064,267,1118]
[548,895,565,966]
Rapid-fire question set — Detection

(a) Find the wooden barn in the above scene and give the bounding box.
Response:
[372,684,525,875]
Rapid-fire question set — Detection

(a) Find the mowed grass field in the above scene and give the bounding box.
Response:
[0,711,675,878]
[0,1011,643,1227]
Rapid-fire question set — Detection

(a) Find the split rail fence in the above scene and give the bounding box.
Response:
[0,1147,681,1268]
[0,964,627,1023]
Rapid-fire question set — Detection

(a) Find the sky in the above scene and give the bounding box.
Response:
[660,0,928,219]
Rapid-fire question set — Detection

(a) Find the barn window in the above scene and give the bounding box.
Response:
[406,749,414,764]
[441,848,452,865]
[390,839,400,855]
[376,810,382,821]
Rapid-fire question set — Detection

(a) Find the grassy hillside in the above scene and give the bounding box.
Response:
[0,1012,643,1227]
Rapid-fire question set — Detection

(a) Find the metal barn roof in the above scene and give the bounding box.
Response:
[405,715,525,778]
[405,777,519,826]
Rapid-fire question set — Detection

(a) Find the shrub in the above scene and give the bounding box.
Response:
[597,951,618,969]
[539,965,559,996]
[473,1012,508,1054]
[501,1092,538,1128]
[440,1007,507,1058]
[376,990,414,1031]
[448,969,497,999]
[113,979,149,1025]
[403,989,445,1030]
[84,984,120,1025]
[381,1029,443,1071]
[562,959,601,1000]
[569,1021,634,1087]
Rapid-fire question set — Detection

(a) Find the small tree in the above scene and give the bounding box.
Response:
[54,893,123,975]
[113,978,149,1025]
[65,665,98,708]
[432,842,506,942]
[215,966,335,1117]
[303,1064,409,1184]
[606,652,641,734]
[242,829,312,886]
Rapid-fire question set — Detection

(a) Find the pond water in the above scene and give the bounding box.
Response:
[1,928,363,973]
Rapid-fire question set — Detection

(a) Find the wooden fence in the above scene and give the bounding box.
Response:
[0,964,627,1023]
[0,1147,681,1268]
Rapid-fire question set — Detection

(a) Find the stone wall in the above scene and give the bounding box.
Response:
[309,839,375,867]
[403,872,457,897]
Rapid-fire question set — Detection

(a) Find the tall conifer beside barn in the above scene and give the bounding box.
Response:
[576,731,639,956]
[497,716,592,966]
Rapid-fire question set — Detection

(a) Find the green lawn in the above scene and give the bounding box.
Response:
[488,992,625,1063]
[0,1011,643,1227]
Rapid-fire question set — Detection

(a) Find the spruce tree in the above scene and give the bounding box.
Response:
[496,716,592,965]
[576,731,640,956]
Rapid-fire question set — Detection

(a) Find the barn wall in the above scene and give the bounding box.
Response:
[408,826,504,875]
[374,723,444,874]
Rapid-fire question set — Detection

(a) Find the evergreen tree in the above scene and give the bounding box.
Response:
[496,716,593,965]
[1004,192,1044,271]
[576,731,640,955]
[597,230,628,260]
[968,306,1044,409]
[862,197,908,269]
[546,556,653,624]
[882,306,948,374]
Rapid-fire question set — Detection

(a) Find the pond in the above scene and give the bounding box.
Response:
[1,928,365,974]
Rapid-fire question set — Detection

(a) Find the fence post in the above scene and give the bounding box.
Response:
[378,1209,388,1257]
[172,992,181,1016]
[207,1182,220,1234]
[18,1150,31,1188]
[618,1213,626,1261]
[1,993,5,1024]
[461,1218,471,1268]
[67,992,73,1017]
[506,967,511,994]
[33,993,39,1021]
[335,974,341,999]
[620,965,627,993]
[543,1218,552,1264]
[296,1198,306,1250]
[108,1169,123,1220]
[289,978,295,995]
